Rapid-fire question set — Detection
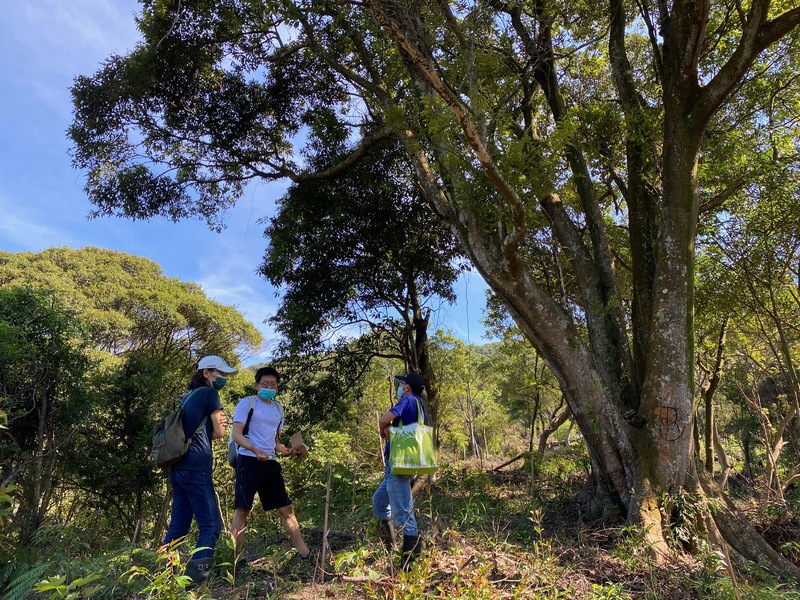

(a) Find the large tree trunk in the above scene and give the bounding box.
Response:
[364,0,800,578]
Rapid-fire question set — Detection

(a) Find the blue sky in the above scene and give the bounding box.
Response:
[0,0,492,363]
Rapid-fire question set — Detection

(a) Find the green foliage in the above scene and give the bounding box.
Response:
[0,483,15,528]
[0,286,95,545]
[0,248,262,553]
[282,429,376,520]
[660,488,715,551]
[6,448,800,599]
[588,582,627,600]
[0,247,262,362]
[260,139,465,432]
[430,332,521,459]
[332,546,373,576]
[118,544,205,600]
[66,3,800,574]
[1,562,51,600]
[609,525,654,571]
[272,343,387,431]
[33,573,102,599]
[263,141,464,353]
[0,400,14,531]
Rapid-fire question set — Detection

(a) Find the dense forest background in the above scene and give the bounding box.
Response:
[1,243,800,598]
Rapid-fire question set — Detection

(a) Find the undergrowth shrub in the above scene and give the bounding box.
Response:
[1,562,50,600]
[284,429,375,527]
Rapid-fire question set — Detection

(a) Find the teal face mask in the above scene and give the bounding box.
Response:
[212,376,227,390]
[397,384,405,399]
[258,388,277,401]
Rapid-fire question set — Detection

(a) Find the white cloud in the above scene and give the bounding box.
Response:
[0,195,78,251]
[198,269,282,363]
[15,0,140,65]
[3,0,141,120]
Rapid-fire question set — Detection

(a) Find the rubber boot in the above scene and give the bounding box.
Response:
[401,535,421,571]
[185,556,213,587]
[378,520,396,552]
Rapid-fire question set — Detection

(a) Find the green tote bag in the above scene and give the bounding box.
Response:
[388,397,439,475]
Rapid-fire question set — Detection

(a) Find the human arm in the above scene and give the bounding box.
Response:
[275,430,291,456]
[210,408,227,440]
[233,421,270,460]
[378,410,398,440]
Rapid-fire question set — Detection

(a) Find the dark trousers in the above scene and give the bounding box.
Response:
[163,469,222,560]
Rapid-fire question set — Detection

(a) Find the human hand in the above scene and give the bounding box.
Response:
[292,444,309,459]
[253,447,269,461]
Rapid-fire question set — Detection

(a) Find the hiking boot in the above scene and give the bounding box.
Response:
[378,519,396,551]
[401,534,421,571]
[185,556,213,587]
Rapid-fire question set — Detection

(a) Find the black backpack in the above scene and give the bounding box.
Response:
[150,389,207,468]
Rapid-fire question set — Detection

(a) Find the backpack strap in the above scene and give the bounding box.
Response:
[180,388,208,437]
[242,396,257,436]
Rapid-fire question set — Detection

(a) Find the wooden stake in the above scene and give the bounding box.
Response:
[319,460,333,583]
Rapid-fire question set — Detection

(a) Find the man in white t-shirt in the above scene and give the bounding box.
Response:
[230,366,310,558]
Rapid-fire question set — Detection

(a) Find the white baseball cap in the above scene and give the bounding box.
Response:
[197,355,239,375]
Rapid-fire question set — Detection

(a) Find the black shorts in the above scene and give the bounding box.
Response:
[235,456,292,511]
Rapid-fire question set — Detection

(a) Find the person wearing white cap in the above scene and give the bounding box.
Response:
[162,355,238,587]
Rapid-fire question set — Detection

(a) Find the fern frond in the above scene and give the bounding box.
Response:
[0,561,24,588]
[3,562,51,600]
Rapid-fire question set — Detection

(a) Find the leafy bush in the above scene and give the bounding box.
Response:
[283,429,376,523]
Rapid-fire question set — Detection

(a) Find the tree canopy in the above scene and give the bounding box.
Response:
[0,247,262,546]
[263,140,467,428]
[264,141,464,354]
[69,0,800,576]
[0,247,262,365]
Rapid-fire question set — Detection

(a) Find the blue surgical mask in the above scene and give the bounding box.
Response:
[259,388,277,401]
[397,384,405,399]
[212,376,227,390]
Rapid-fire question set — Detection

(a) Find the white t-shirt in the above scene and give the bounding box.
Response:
[233,395,283,457]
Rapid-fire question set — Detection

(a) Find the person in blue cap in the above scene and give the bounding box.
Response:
[372,371,426,570]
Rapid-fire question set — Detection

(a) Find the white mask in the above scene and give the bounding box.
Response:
[397,384,405,399]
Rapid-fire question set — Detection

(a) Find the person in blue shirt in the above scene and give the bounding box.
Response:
[162,355,236,586]
[372,372,426,570]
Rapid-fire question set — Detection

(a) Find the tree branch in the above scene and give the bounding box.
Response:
[364,0,528,255]
[699,3,800,123]
[295,127,395,181]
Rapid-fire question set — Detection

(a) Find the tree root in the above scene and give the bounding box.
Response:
[698,465,800,582]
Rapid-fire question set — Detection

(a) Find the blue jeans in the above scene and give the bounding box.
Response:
[372,463,417,536]
[163,469,222,560]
